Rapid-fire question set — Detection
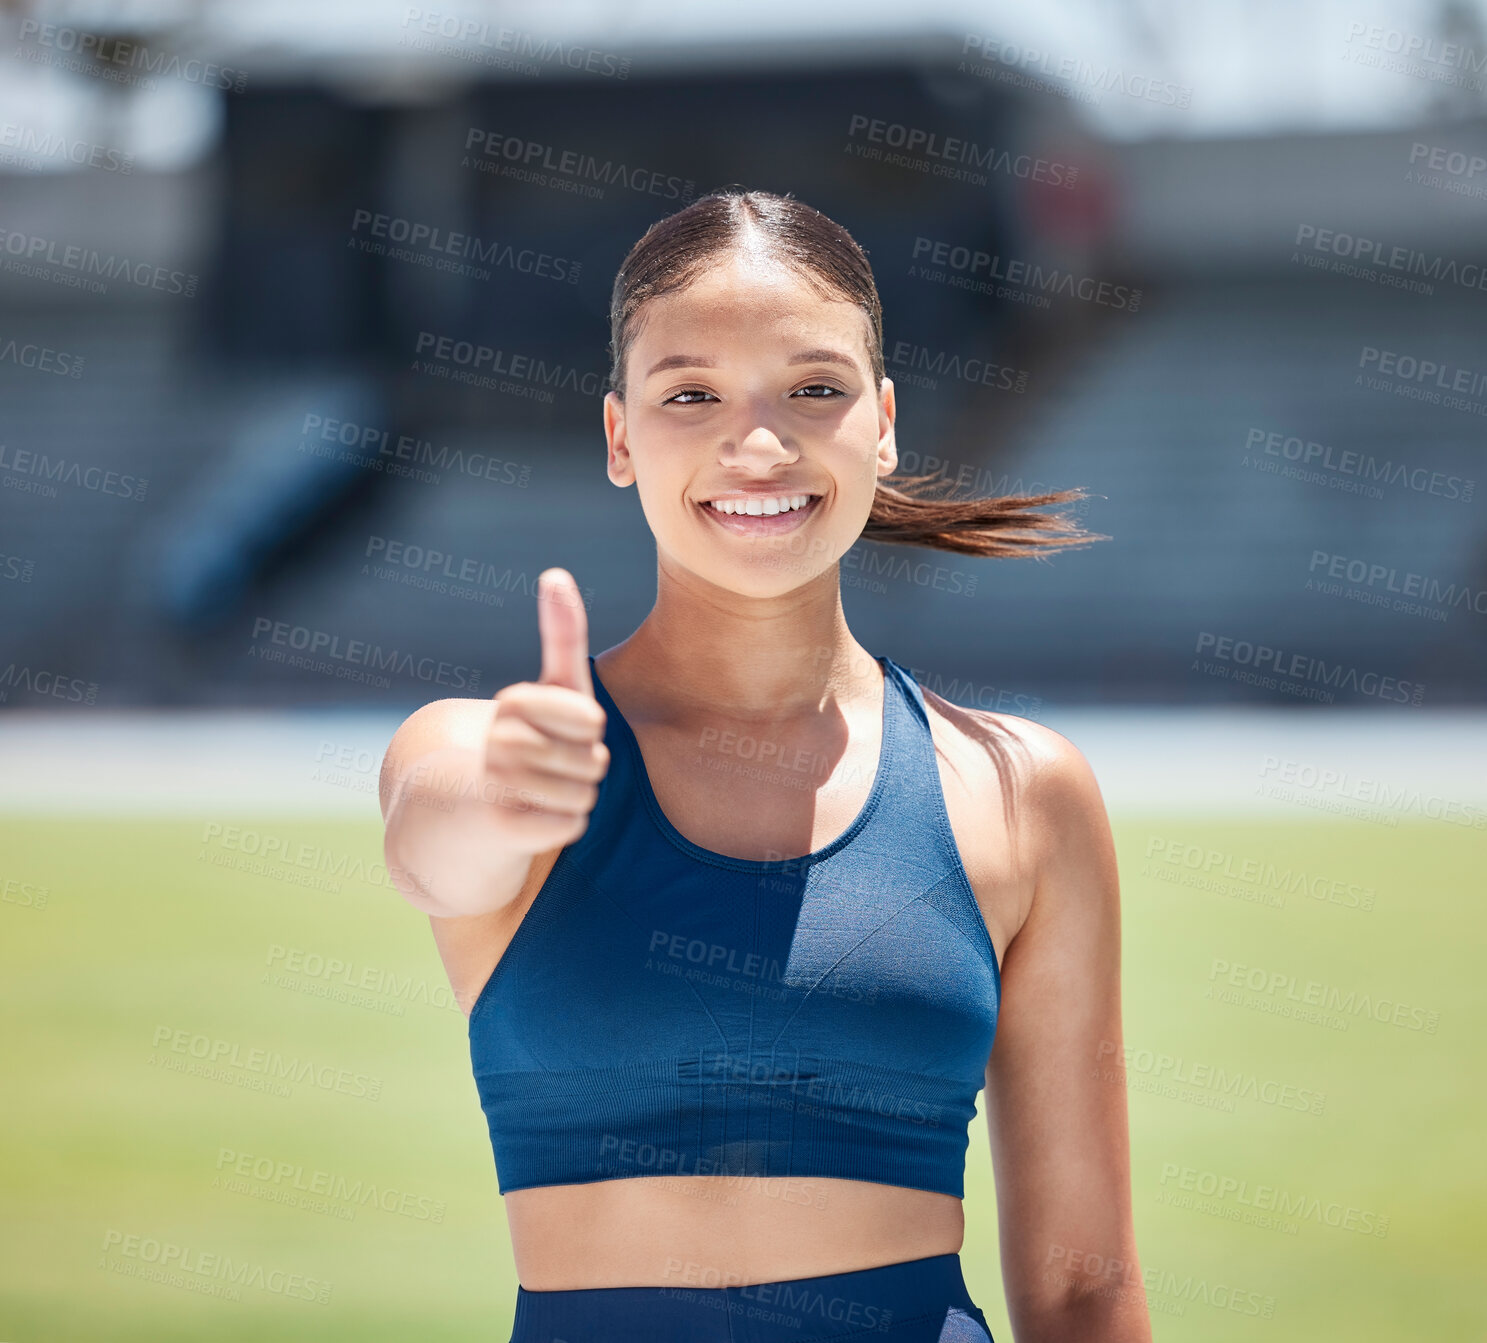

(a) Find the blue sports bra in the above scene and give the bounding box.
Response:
[467,653,1001,1198]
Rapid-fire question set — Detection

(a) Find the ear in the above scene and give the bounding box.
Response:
[876,375,899,479]
[604,391,634,487]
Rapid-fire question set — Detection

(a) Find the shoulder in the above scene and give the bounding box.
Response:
[916,681,1109,858]
[378,696,497,819]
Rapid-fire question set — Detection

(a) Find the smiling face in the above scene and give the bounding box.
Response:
[604,248,898,597]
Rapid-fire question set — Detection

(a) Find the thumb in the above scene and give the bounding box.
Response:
[536,568,594,698]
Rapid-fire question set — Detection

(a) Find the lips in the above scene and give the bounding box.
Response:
[697,493,823,535]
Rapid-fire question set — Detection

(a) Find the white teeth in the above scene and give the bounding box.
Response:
[706,494,815,516]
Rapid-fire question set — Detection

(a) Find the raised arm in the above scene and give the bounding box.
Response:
[984,724,1152,1343]
[377,568,609,919]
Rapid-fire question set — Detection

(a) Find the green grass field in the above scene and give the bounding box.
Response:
[2,814,1481,1341]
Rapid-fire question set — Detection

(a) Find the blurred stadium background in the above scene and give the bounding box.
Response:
[1,0,1484,1339]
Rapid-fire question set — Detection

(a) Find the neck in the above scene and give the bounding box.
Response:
[609,559,879,723]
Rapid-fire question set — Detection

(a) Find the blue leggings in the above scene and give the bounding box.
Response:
[507,1252,994,1342]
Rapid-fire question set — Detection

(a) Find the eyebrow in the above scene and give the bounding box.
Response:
[644,347,860,379]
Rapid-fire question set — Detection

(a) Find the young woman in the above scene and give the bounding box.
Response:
[378,188,1150,1343]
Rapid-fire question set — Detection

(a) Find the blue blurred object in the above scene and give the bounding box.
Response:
[142,371,384,631]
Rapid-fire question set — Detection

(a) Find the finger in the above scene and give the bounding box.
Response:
[536,568,593,699]
[495,682,605,744]
[486,715,610,780]
[485,771,600,818]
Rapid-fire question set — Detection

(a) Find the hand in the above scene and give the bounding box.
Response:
[482,568,609,855]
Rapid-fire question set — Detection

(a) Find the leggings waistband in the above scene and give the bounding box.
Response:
[509,1252,992,1343]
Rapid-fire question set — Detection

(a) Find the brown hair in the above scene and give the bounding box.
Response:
[608,186,1107,559]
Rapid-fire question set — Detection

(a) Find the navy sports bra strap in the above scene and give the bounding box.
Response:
[877,656,962,857]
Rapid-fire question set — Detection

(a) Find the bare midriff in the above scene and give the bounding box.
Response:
[504,1176,965,1289]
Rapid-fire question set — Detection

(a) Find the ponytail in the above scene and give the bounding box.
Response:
[865,472,1106,558]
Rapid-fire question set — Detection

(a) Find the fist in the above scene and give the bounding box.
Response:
[482,568,609,854]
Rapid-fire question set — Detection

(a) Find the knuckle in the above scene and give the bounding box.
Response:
[491,716,541,749]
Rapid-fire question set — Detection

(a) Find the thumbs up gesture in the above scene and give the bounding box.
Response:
[483,569,610,854]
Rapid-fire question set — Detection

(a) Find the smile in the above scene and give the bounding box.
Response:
[697,493,822,534]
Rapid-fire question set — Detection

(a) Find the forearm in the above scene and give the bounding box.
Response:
[383,744,534,918]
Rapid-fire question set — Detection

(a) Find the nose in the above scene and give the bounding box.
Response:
[722,421,799,471]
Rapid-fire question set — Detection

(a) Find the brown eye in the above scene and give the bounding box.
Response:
[793,384,844,399]
[664,388,715,405]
